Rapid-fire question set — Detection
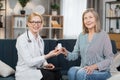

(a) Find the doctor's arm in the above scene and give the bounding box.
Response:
[44,49,61,59]
[16,38,61,67]
[16,39,46,67]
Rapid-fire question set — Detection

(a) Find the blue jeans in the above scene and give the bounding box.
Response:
[68,66,111,80]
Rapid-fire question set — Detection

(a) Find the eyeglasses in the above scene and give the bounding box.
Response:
[29,21,42,25]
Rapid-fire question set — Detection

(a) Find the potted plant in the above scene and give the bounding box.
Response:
[0,2,3,9]
[51,3,59,15]
[18,0,30,15]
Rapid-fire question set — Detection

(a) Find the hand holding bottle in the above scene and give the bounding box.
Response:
[45,49,61,59]
[60,47,68,57]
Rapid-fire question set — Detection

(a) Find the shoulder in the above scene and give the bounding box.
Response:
[77,32,87,41]
[100,30,108,35]
[97,30,108,37]
[96,30,110,41]
[78,32,86,37]
[16,32,27,43]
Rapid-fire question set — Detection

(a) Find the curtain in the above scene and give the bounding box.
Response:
[61,0,87,39]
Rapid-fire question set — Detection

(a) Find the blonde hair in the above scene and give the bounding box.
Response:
[27,12,44,25]
[82,8,101,34]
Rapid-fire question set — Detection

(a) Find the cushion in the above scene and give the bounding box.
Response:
[0,76,15,80]
[108,74,120,80]
[110,53,120,76]
[0,60,15,77]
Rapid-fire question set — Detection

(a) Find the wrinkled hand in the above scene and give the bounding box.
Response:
[60,47,68,57]
[84,64,98,74]
[44,63,55,70]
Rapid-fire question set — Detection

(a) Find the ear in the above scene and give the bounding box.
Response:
[27,22,31,27]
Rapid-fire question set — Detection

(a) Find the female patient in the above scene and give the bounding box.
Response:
[61,8,114,80]
[15,12,61,80]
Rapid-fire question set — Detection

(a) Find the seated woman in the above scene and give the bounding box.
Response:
[61,8,114,80]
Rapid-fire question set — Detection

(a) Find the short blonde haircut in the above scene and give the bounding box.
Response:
[82,8,101,34]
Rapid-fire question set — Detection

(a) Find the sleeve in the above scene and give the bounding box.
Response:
[66,34,81,61]
[16,37,46,67]
[41,39,48,66]
[96,33,114,71]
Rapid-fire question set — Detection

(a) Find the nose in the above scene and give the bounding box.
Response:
[34,23,41,26]
[86,17,91,21]
[86,18,91,23]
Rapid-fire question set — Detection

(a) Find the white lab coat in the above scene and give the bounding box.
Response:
[15,31,48,80]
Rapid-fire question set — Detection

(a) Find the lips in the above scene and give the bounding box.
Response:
[86,21,93,25]
[33,26,41,30]
[86,23,92,26]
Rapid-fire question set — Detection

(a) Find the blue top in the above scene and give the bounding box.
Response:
[66,30,114,71]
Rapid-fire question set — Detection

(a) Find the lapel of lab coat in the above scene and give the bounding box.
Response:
[27,31,44,57]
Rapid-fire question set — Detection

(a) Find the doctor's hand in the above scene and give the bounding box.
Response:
[45,49,61,59]
[44,63,55,70]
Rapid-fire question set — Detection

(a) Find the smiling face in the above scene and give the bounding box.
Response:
[83,12,96,30]
[27,13,43,36]
[82,8,101,34]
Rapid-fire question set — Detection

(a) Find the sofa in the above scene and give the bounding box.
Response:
[0,39,117,80]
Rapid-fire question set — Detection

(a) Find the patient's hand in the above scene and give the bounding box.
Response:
[55,43,68,56]
[84,64,98,74]
[60,47,68,57]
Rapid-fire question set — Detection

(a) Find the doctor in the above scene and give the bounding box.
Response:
[15,12,61,80]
